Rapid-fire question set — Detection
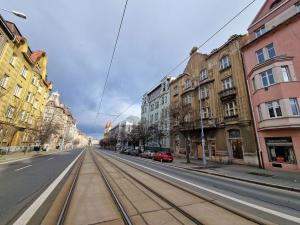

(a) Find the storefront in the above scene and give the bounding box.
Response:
[265,137,297,167]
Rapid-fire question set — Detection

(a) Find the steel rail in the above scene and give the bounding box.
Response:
[56,150,86,225]
[91,151,133,225]
[93,149,204,225]
[97,149,270,225]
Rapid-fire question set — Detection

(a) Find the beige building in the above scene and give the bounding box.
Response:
[43,92,77,150]
[170,35,258,165]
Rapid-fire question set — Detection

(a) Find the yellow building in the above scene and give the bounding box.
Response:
[0,18,52,152]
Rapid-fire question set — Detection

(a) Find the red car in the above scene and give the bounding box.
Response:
[153,152,173,162]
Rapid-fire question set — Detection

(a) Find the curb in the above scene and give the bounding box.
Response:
[171,164,300,193]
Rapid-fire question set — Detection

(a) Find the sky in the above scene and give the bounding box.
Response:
[1,0,265,138]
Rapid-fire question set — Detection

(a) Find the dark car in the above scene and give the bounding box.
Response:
[128,148,139,156]
[153,152,173,162]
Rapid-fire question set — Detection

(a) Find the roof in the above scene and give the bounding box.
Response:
[30,50,44,62]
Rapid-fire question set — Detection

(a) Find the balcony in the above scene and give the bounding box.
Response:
[218,87,237,102]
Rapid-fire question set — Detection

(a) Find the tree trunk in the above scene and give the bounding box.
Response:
[186,146,190,163]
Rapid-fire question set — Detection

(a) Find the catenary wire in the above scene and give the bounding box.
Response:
[95,0,129,122]
[100,0,257,124]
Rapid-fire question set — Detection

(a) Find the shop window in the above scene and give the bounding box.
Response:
[266,138,297,164]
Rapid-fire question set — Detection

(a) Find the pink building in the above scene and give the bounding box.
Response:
[242,0,300,171]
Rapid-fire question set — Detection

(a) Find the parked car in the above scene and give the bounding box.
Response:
[128,148,139,156]
[153,152,173,162]
[141,150,155,159]
[120,147,130,155]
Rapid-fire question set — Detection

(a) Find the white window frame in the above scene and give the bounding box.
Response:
[1,74,9,88]
[220,56,230,70]
[222,77,233,90]
[185,79,192,89]
[225,101,237,117]
[14,84,22,98]
[266,43,276,59]
[289,98,300,116]
[201,107,210,119]
[199,85,209,99]
[32,76,37,85]
[266,101,282,118]
[255,26,266,38]
[256,49,265,64]
[9,54,16,66]
[200,69,208,81]
[261,69,275,87]
[281,65,291,82]
[20,66,28,78]
[20,111,26,121]
[38,84,43,93]
[26,92,32,103]
[296,2,300,12]
[6,105,15,119]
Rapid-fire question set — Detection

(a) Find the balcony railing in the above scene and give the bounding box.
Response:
[218,87,236,101]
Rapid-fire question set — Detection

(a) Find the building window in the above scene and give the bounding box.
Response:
[33,100,38,109]
[255,26,266,38]
[173,85,178,95]
[200,69,208,81]
[289,98,300,116]
[184,95,192,105]
[201,107,210,119]
[296,2,300,12]
[9,54,16,66]
[6,105,15,119]
[26,92,32,102]
[184,113,191,122]
[20,111,26,121]
[224,101,237,117]
[155,101,159,109]
[20,66,28,78]
[266,137,297,164]
[256,49,265,64]
[266,101,282,118]
[257,105,263,121]
[14,84,22,97]
[199,85,209,99]
[28,116,33,125]
[161,97,164,105]
[220,56,230,70]
[32,76,37,85]
[185,79,192,89]
[155,112,159,121]
[0,74,9,88]
[266,43,276,59]
[252,78,257,91]
[162,83,166,92]
[222,76,233,90]
[281,66,291,82]
[261,69,275,87]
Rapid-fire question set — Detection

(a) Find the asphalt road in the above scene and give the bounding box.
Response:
[98,149,300,225]
[0,149,82,225]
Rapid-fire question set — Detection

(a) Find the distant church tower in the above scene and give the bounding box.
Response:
[104,121,112,138]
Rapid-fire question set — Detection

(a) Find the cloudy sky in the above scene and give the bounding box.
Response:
[2,0,264,138]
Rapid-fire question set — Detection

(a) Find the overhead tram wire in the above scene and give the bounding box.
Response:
[94,0,129,122]
[102,0,258,124]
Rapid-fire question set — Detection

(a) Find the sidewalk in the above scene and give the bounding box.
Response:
[171,157,300,191]
[0,149,59,164]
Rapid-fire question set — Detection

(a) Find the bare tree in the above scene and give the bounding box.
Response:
[127,124,140,150]
[137,122,152,151]
[170,101,193,163]
[35,117,61,149]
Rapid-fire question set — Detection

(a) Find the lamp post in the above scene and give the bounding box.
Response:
[199,90,207,166]
[0,8,27,19]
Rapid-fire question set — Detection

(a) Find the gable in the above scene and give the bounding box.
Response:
[250,0,285,27]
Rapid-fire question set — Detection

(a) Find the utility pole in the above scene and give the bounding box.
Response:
[199,90,207,166]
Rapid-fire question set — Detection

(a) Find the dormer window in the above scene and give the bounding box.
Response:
[255,26,266,38]
[220,56,230,70]
[200,69,208,81]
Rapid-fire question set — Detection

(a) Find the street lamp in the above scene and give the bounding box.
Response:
[0,8,27,19]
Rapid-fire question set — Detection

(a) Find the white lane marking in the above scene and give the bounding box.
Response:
[0,151,59,165]
[103,151,300,224]
[14,165,32,172]
[47,157,54,161]
[13,150,84,225]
